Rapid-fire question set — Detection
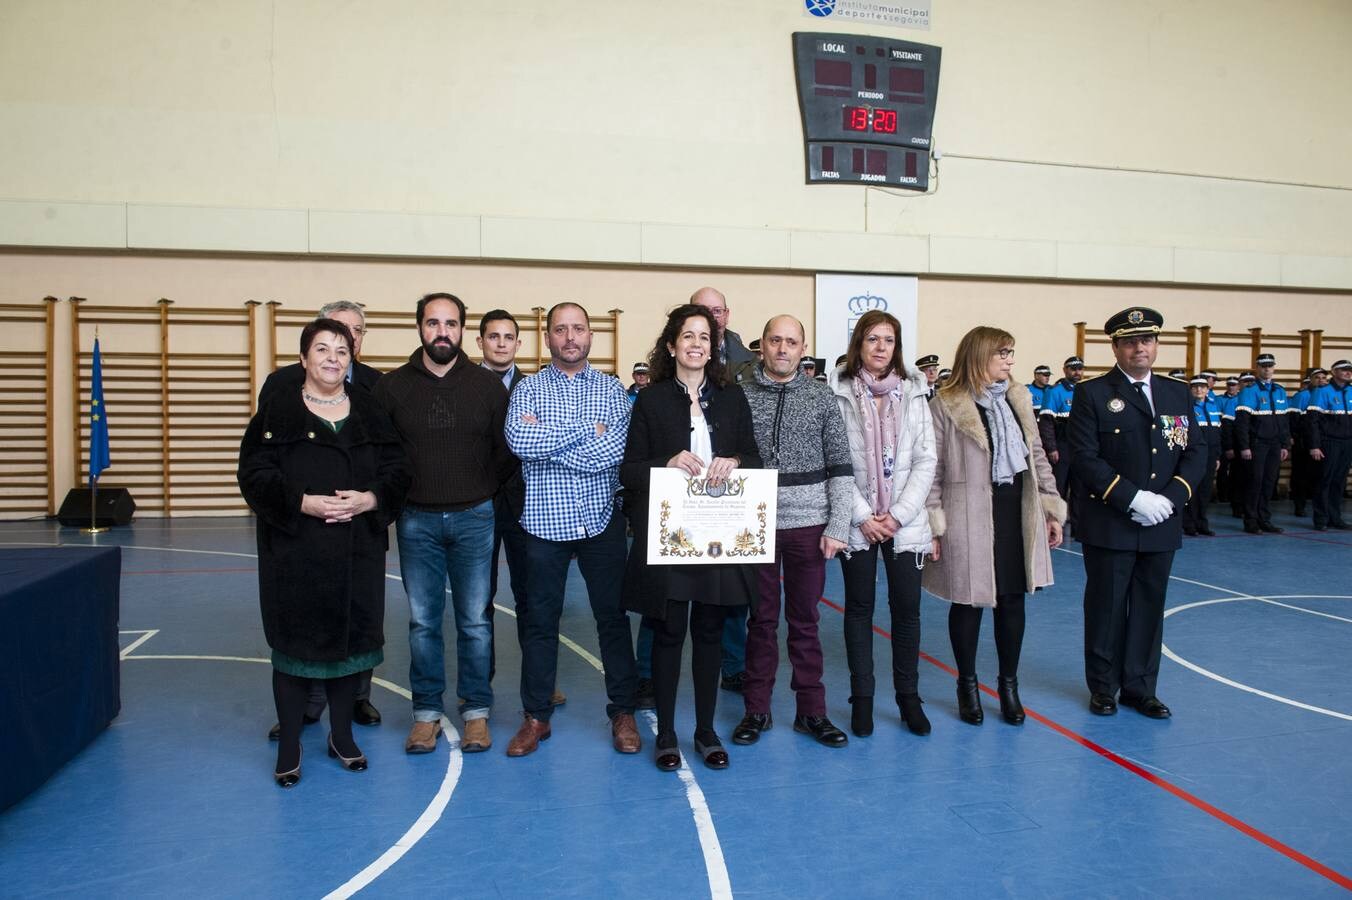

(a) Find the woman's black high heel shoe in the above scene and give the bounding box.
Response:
[897,693,931,735]
[956,675,984,725]
[849,696,874,737]
[274,746,302,788]
[998,675,1025,725]
[328,734,368,772]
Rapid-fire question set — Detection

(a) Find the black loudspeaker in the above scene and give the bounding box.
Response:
[57,488,136,528]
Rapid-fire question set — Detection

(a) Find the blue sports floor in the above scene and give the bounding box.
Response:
[1,504,1350,898]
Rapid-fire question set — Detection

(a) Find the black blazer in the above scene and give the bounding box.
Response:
[1068,367,1207,552]
[258,360,383,408]
[620,378,761,619]
[494,365,529,523]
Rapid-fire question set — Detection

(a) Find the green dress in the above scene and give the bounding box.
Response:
[270,416,385,679]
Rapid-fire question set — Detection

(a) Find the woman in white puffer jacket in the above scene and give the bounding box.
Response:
[828,310,937,738]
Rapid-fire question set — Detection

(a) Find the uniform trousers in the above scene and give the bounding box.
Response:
[744,524,828,718]
[1314,437,1352,528]
[1082,545,1174,698]
[1183,454,1218,533]
[1243,440,1283,528]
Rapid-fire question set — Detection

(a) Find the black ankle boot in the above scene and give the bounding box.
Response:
[896,693,931,736]
[849,696,874,737]
[997,675,1025,725]
[956,675,983,725]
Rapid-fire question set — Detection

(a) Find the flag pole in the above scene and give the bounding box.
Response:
[83,325,109,534]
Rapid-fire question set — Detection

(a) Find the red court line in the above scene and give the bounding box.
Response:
[817,595,1352,891]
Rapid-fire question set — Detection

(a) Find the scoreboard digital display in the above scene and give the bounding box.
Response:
[793,32,942,190]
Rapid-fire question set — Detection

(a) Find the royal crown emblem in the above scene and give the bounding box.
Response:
[847,293,888,315]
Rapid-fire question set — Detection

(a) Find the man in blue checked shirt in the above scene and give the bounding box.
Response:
[503,301,642,758]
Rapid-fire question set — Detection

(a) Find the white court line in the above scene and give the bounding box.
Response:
[493,604,733,900]
[118,629,160,659]
[121,633,464,900]
[1253,598,1352,625]
[1056,547,1352,722]
[52,539,729,898]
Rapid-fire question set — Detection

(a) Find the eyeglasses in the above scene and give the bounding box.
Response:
[993,348,1015,359]
[349,326,367,335]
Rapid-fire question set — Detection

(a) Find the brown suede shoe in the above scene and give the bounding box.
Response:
[505,714,551,757]
[611,713,641,754]
[404,720,442,754]
[460,718,491,753]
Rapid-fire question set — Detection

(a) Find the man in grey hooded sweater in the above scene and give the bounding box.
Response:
[732,315,854,748]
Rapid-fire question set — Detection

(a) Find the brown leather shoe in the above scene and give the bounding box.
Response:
[611,713,641,754]
[506,714,551,757]
[404,720,442,754]
[461,718,491,753]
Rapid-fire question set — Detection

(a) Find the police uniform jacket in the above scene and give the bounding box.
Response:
[1193,395,1223,461]
[1067,368,1207,552]
[1309,381,1352,443]
[1233,380,1290,450]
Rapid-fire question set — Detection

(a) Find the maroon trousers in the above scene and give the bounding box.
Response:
[743,524,827,718]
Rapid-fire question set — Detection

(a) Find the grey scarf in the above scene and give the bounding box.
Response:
[975,381,1029,485]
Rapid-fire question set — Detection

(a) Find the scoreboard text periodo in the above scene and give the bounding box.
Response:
[793,32,942,190]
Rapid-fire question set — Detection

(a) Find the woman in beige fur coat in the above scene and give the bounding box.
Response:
[924,326,1067,726]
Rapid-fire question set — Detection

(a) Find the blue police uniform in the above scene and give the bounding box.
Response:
[1183,391,1222,535]
[1288,385,1315,516]
[1068,308,1206,717]
[1027,381,1050,414]
[1308,377,1352,529]
[1038,378,1076,498]
[1233,377,1290,531]
[1215,389,1243,513]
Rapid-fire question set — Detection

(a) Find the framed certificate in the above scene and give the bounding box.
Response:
[645,468,778,565]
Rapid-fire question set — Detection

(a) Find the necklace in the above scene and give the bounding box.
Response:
[303,388,348,406]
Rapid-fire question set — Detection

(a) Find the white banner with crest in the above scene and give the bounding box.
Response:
[813,274,919,378]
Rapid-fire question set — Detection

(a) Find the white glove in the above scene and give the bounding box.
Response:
[1129,490,1173,527]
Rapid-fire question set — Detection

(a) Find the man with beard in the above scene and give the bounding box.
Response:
[504,302,641,757]
[373,293,513,755]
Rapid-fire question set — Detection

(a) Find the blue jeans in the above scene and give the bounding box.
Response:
[721,606,747,677]
[397,501,496,722]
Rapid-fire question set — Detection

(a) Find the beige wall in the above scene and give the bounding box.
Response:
[1,2,1351,286]
[4,249,1350,517]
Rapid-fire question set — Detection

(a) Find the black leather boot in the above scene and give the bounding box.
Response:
[997,675,1025,725]
[896,693,931,735]
[849,696,874,737]
[956,675,983,725]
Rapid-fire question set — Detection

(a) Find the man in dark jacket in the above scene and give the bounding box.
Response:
[1069,308,1206,720]
[375,293,514,755]
[258,299,384,737]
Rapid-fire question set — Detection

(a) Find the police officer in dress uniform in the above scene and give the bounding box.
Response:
[1233,354,1291,534]
[1214,375,1241,505]
[916,354,941,399]
[1308,360,1352,531]
[1068,308,1205,719]
[1288,368,1325,517]
[1183,375,1222,536]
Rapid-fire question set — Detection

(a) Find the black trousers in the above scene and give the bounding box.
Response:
[1289,436,1314,512]
[1228,454,1247,516]
[1183,455,1217,532]
[645,601,729,738]
[1243,441,1282,527]
[487,510,530,682]
[1314,437,1352,528]
[838,543,923,698]
[1082,545,1174,698]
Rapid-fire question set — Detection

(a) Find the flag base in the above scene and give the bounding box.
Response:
[80,527,111,535]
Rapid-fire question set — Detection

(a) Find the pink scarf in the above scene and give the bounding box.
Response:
[852,369,903,515]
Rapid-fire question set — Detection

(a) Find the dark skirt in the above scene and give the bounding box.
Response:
[992,472,1027,597]
[663,565,753,614]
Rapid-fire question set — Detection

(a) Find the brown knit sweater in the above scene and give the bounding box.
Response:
[373,348,513,510]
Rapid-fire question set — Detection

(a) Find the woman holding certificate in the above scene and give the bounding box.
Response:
[828,309,937,738]
[924,326,1065,726]
[621,304,761,772]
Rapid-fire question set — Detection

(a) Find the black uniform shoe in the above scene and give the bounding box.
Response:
[1259,523,1284,534]
[1329,522,1351,531]
[1183,527,1197,536]
[793,715,848,747]
[720,671,747,693]
[1243,524,1262,534]
[353,699,381,726]
[1313,524,1328,532]
[1089,692,1118,716]
[731,713,772,745]
[1198,528,1217,536]
[1120,694,1171,719]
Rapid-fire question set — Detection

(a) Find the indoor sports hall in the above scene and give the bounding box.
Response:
[2,3,1350,898]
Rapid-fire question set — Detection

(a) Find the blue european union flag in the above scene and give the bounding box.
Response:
[89,337,110,483]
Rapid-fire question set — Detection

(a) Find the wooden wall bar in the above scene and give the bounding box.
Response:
[0,299,56,518]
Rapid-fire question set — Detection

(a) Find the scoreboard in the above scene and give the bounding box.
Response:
[793,32,942,190]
